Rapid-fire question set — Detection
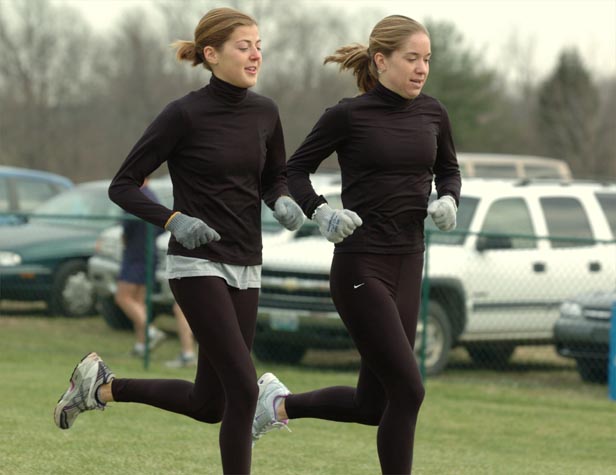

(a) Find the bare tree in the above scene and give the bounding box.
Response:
[0,0,94,174]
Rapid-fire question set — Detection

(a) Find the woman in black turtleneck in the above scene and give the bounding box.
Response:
[53,8,303,474]
[252,15,461,475]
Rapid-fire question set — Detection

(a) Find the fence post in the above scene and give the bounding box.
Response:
[609,301,616,401]
[143,222,155,370]
[419,230,431,380]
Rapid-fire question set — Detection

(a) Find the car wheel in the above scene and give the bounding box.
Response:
[253,341,306,364]
[99,296,133,330]
[49,260,96,317]
[415,300,452,376]
[466,344,516,368]
[576,358,608,384]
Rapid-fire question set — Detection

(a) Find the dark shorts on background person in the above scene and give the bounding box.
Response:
[118,259,147,284]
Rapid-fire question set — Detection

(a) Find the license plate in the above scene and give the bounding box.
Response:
[270,314,299,332]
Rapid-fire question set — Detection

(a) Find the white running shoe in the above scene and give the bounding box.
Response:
[132,327,167,357]
[252,372,291,445]
[54,352,114,430]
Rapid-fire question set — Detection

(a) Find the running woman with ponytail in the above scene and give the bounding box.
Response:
[252,15,461,474]
[53,8,303,474]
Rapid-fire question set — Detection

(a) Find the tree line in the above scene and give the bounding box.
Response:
[0,0,613,182]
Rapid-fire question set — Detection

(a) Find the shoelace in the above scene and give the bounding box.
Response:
[93,359,115,410]
[253,419,292,440]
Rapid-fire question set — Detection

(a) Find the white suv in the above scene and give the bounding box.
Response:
[255,179,616,375]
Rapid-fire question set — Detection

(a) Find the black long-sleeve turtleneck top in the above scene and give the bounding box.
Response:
[109,75,288,266]
[287,81,461,254]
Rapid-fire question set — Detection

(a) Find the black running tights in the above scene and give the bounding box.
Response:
[285,253,426,475]
[111,276,259,475]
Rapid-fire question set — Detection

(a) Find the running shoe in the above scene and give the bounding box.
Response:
[164,353,197,368]
[252,372,291,444]
[132,327,167,357]
[54,352,114,430]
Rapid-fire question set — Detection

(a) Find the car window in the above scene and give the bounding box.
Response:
[149,182,174,209]
[0,177,9,212]
[524,164,565,179]
[31,186,122,228]
[458,162,471,177]
[15,178,59,212]
[472,164,519,178]
[595,192,616,238]
[480,198,536,249]
[540,197,593,248]
[425,196,479,245]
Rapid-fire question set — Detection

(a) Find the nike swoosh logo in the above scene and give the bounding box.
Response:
[353,283,365,289]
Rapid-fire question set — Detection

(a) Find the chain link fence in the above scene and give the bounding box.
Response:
[1,208,613,384]
[255,229,615,384]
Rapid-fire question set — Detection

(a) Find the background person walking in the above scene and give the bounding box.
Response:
[114,177,167,357]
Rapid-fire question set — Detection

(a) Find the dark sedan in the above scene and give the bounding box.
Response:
[0,177,173,317]
[554,291,615,383]
[0,180,124,316]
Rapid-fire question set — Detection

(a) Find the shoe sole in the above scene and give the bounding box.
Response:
[53,352,99,430]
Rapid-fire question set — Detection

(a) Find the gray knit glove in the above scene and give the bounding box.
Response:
[165,213,220,250]
[273,196,305,231]
[313,204,363,243]
[427,195,457,232]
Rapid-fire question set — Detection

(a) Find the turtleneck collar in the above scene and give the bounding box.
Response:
[208,74,248,104]
[372,80,415,106]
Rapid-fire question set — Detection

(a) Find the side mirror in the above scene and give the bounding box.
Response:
[476,235,513,252]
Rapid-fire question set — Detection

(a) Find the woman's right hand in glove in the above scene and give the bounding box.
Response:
[165,212,221,250]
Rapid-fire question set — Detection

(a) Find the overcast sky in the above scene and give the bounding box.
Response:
[52,0,616,81]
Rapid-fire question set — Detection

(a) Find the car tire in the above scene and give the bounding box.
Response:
[466,344,516,368]
[99,296,133,330]
[576,358,608,384]
[253,341,306,364]
[415,300,452,376]
[48,260,96,317]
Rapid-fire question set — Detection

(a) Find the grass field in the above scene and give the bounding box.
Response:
[1,310,615,474]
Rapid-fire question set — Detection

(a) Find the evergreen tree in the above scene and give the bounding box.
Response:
[422,20,512,153]
[536,49,600,176]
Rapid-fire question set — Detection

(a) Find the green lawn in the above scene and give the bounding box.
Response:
[1,312,615,474]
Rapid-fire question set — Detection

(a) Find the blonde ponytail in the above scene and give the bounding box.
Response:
[326,15,429,93]
[324,44,377,93]
[172,40,203,67]
[170,8,257,71]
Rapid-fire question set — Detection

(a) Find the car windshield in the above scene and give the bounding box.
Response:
[30,185,123,228]
[425,196,479,245]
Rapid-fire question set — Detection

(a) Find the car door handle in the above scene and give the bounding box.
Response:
[588,261,601,272]
[533,262,546,273]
